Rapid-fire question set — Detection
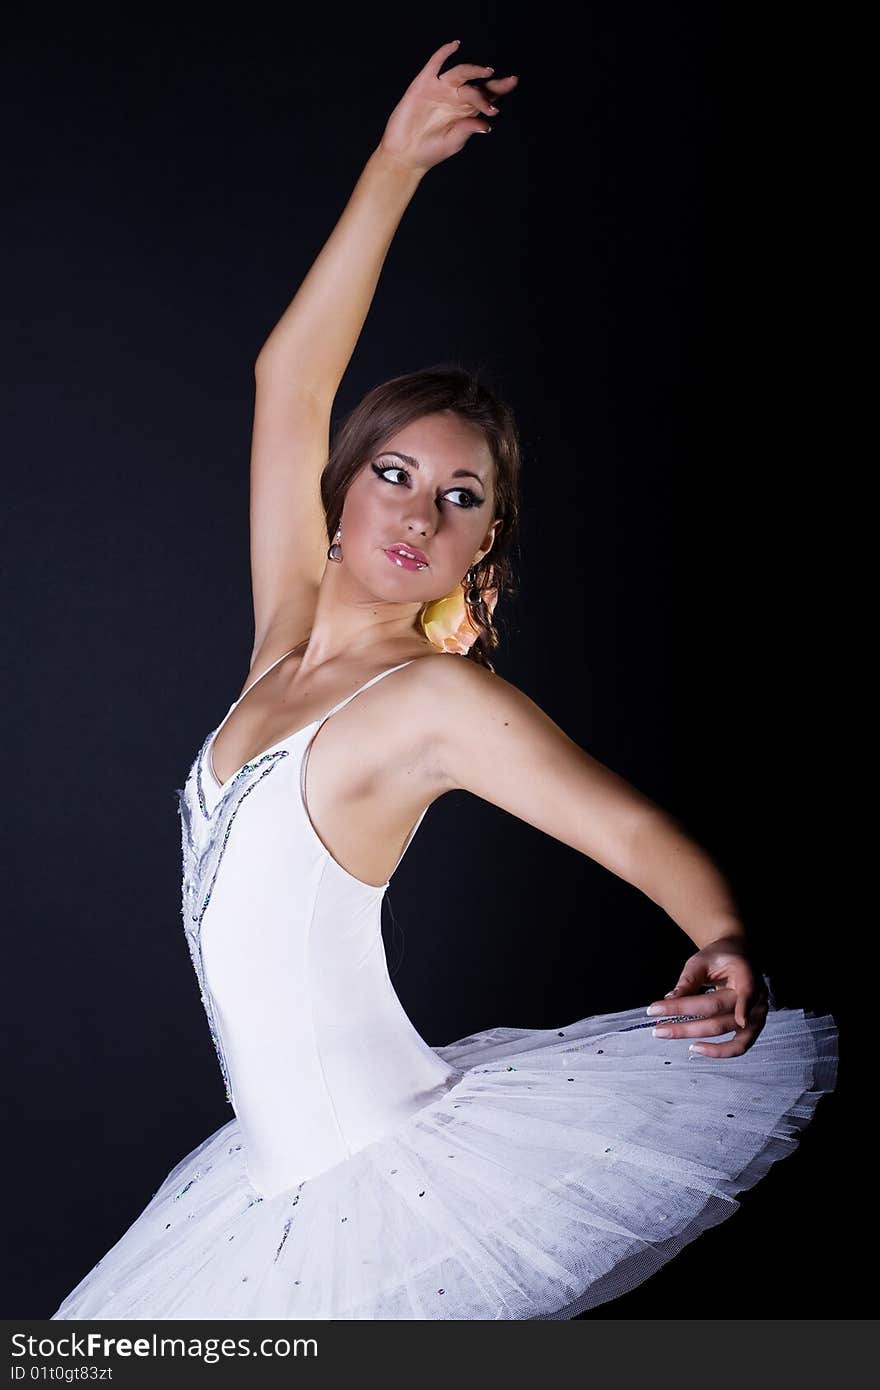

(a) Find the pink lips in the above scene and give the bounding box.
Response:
[384,544,428,571]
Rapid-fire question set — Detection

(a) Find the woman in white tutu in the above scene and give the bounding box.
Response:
[51,38,837,1321]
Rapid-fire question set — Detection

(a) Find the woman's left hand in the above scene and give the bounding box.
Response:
[646,934,770,1058]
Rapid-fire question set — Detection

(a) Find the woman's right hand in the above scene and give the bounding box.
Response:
[377,39,518,177]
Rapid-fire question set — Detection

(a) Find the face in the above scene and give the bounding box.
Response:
[338,412,501,605]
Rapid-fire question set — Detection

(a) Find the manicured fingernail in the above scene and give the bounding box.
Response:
[664,991,676,998]
[646,1005,666,1016]
[488,104,499,112]
[652,1027,671,1037]
[689,1044,706,1054]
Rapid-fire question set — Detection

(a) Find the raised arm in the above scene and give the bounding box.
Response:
[246,151,422,660]
[246,40,518,660]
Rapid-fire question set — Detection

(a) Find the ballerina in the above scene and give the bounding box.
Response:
[51,39,837,1321]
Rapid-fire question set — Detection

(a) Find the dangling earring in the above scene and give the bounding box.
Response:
[327,525,343,563]
[464,565,480,606]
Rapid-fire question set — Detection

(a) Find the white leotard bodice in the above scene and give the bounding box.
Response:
[177,651,459,1198]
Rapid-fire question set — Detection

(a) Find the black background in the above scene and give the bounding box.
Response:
[4,6,854,1318]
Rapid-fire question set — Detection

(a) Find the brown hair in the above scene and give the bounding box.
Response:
[321,364,522,672]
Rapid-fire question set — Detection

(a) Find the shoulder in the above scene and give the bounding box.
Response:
[404,650,503,699]
[370,652,525,797]
[402,651,542,732]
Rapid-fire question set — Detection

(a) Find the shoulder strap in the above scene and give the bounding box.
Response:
[317,659,419,726]
[299,657,427,883]
[234,644,304,707]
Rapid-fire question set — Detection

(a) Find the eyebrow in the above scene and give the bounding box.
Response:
[377,450,486,488]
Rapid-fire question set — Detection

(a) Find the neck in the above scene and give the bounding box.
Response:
[293,574,432,673]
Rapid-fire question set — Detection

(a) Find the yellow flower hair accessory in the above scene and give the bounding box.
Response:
[420,567,499,655]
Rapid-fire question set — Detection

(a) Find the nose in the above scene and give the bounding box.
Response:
[400,498,435,537]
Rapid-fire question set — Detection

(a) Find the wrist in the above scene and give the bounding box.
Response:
[367,143,427,190]
[688,917,750,952]
[703,926,751,951]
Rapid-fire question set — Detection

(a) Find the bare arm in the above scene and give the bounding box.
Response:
[253,151,423,400]
[254,39,514,391]
[246,41,517,656]
[428,658,747,954]
[245,153,424,655]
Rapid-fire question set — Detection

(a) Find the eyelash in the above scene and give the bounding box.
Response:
[370,462,485,510]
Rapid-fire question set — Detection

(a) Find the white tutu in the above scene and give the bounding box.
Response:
[51,992,837,1321]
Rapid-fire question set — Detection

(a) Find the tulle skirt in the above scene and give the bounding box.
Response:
[51,990,838,1320]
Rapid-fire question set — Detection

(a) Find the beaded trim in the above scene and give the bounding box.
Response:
[194,728,218,819]
[177,748,289,1102]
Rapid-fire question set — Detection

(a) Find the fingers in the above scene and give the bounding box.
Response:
[734,973,768,1030]
[423,39,463,78]
[651,1011,737,1040]
[647,985,736,1034]
[443,91,499,140]
[448,82,499,117]
[444,116,495,151]
[425,39,518,91]
[422,39,496,84]
[647,946,768,1057]
[664,964,705,1000]
[651,983,729,1011]
[445,70,504,119]
[652,996,769,1057]
[735,982,752,1030]
[445,63,499,85]
[418,43,518,155]
[687,1015,767,1058]
[470,73,519,116]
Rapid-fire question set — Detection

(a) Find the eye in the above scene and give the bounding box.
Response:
[443,487,483,510]
[370,462,485,510]
[372,463,410,485]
